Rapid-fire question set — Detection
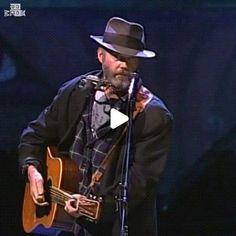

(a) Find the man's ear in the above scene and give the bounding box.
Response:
[97,47,105,63]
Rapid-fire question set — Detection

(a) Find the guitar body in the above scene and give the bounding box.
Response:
[22,147,80,233]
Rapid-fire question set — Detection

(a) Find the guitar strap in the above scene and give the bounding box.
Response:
[87,85,153,190]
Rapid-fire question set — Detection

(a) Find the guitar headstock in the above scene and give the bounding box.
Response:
[78,195,102,221]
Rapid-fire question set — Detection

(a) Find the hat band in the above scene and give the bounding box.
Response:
[103,32,144,51]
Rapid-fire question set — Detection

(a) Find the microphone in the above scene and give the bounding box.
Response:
[128,72,139,100]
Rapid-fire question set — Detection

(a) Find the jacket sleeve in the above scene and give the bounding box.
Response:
[18,81,70,176]
[128,100,173,207]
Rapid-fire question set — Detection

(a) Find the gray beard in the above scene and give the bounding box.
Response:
[102,71,130,96]
[108,75,130,95]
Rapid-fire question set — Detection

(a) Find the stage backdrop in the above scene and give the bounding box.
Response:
[0,5,235,235]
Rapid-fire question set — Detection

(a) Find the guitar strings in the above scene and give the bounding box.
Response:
[49,186,70,205]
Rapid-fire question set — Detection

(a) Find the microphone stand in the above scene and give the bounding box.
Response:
[118,73,139,236]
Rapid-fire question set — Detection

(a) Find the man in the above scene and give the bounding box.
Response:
[19,17,173,236]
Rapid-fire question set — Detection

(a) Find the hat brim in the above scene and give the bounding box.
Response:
[90,35,156,58]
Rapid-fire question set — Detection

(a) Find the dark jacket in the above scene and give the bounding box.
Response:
[18,71,173,236]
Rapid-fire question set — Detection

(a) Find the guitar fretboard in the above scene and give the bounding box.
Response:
[49,186,72,206]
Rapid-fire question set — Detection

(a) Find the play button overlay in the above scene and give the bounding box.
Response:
[110,108,129,129]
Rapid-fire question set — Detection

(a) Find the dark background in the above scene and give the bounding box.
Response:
[0,1,236,235]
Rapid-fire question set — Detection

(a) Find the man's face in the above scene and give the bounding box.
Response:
[97,47,139,95]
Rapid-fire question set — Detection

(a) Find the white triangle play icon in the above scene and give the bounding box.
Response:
[110,108,129,129]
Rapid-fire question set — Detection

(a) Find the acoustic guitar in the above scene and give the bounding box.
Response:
[22,146,102,233]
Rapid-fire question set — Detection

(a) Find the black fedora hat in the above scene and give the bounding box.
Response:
[90,17,156,58]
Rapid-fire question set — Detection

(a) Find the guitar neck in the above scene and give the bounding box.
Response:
[49,185,72,206]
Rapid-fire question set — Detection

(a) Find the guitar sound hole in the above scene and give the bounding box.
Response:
[45,178,53,203]
[35,204,50,217]
[35,178,52,218]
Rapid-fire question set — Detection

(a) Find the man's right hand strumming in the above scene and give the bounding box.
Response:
[27,165,49,206]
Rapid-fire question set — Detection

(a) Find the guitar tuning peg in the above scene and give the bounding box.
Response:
[98,197,103,202]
